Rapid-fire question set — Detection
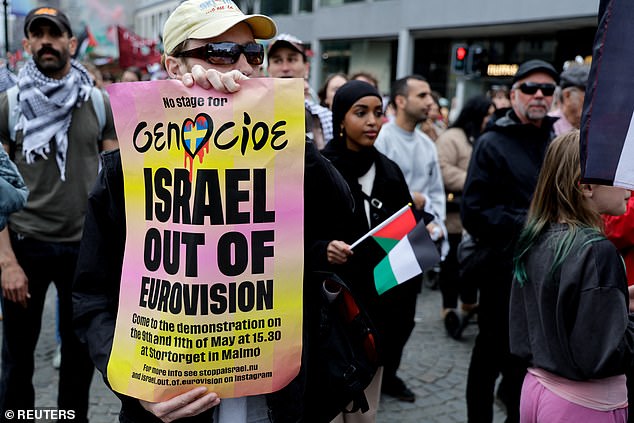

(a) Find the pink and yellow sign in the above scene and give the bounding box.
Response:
[105,78,305,402]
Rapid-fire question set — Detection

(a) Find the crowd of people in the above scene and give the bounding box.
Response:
[0,1,632,423]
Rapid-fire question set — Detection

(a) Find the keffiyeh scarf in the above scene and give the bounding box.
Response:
[0,65,17,93]
[15,59,93,180]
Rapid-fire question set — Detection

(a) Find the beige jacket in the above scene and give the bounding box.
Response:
[436,127,473,234]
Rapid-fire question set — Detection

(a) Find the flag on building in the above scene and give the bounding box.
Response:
[373,219,441,295]
[117,26,162,70]
[580,0,634,189]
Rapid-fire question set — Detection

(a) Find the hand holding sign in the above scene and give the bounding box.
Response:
[139,386,220,422]
[181,66,249,93]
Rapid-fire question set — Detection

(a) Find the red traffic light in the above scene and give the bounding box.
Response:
[456,47,467,61]
[451,44,468,74]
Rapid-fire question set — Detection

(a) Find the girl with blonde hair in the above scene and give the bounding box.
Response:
[510,130,634,422]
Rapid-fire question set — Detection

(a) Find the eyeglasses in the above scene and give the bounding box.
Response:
[176,42,264,66]
[516,82,556,96]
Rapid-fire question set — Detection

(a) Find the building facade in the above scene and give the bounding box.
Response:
[133,0,600,101]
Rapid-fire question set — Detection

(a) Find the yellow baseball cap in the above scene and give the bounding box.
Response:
[163,0,277,55]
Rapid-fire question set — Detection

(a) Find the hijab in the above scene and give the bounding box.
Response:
[326,80,383,178]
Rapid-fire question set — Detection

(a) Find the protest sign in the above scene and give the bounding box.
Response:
[105,78,305,401]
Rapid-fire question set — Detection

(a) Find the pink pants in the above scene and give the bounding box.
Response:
[520,372,627,423]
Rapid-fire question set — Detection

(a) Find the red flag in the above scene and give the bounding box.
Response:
[373,207,417,246]
[349,204,413,249]
[117,26,162,70]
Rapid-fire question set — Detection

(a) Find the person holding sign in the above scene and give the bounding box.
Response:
[75,0,362,421]
[73,1,283,422]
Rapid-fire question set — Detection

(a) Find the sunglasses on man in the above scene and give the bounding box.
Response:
[176,42,264,66]
[516,82,557,96]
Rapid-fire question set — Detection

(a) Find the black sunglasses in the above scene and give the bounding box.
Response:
[517,82,556,96]
[176,42,264,66]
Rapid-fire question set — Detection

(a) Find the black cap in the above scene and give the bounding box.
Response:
[512,59,559,84]
[560,64,590,89]
[24,7,73,37]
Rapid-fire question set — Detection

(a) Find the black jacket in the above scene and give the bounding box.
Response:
[461,110,557,255]
[321,144,418,323]
[73,142,357,423]
[510,225,634,381]
[268,141,358,423]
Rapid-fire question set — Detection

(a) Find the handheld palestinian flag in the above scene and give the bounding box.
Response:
[350,204,441,295]
[373,219,441,295]
[350,204,417,250]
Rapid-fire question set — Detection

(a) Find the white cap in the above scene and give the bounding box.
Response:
[163,0,277,55]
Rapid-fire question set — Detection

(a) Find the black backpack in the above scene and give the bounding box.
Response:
[312,272,379,421]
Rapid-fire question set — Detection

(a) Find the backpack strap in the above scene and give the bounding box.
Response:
[90,87,106,140]
[7,85,19,143]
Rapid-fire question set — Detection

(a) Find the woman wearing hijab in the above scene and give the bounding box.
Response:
[322,80,427,422]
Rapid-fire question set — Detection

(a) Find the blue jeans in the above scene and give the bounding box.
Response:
[0,233,94,423]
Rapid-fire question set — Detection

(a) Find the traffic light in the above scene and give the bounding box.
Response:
[466,44,487,75]
[451,44,468,74]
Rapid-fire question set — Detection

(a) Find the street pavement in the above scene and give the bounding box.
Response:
[1,283,506,422]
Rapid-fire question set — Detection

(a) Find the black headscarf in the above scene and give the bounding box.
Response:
[325,80,383,177]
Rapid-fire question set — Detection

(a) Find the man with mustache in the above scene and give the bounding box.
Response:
[460,59,559,423]
[0,6,117,422]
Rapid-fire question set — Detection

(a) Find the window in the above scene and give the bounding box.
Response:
[320,0,364,6]
[320,40,351,86]
[299,0,313,12]
[261,0,292,15]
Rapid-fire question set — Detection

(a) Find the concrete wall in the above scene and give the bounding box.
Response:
[272,0,600,40]
[269,0,599,93]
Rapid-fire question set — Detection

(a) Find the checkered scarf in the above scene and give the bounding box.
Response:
[0,65,16,93]
[15,59,93,181]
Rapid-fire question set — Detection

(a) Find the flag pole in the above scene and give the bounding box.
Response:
[3,0,8,56]
[350,203,411,249]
